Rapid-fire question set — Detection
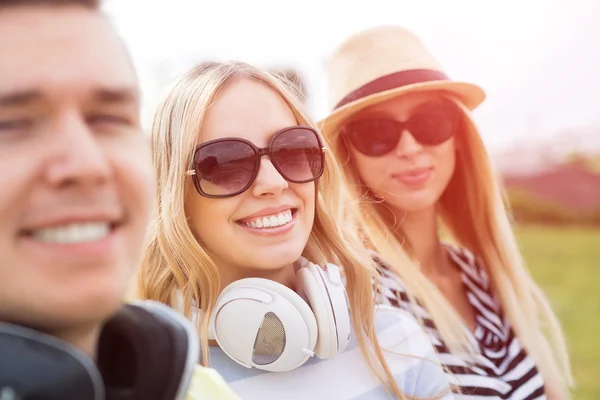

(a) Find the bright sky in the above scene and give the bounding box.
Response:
[103,0,600,150]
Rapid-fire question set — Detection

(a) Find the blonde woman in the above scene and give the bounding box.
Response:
[319,26,572,400]
[136,60,455,400]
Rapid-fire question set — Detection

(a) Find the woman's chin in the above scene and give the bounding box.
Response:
[247,236,306,262]
[386,191,442,215]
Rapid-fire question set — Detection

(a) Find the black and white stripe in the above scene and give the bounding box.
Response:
[376,245,546,400]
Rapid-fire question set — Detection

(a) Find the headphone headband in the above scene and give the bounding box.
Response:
[183,258,352,372]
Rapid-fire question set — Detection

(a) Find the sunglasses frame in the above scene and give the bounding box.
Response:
[341,98,462,157]
[186,125,327,198]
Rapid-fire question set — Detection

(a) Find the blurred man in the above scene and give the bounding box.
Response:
[0,1,239,398]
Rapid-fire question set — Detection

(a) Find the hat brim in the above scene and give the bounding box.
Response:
[318,80,486,134]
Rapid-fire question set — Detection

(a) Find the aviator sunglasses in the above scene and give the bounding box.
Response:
[342,98,462,157]
[186,126,326,198]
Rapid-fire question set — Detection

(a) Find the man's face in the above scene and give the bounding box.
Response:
[0,6,155,331]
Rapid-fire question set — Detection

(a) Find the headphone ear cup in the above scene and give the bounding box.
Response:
[295,260,351,359]
[211,278,318,372]
[0,323,103,400]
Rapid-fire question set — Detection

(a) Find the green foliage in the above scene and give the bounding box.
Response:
[516,225,600,400]
[565,152,600,171]
[506,188,600,227]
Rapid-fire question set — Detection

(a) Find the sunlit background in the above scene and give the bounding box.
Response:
[102,1,600,398]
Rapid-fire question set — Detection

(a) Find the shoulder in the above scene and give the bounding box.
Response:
[184,365,241,400]
[203,310,453,400]
[373,305,432,358]
[374,306,455,399]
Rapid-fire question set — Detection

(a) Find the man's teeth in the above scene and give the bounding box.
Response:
[243,210,293,229]
[32,222,111,244]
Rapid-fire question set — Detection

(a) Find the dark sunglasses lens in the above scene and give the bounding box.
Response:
[271,128,323,182]
[194,141,257,196]
[407,101,461,145]
[345,119,401,156]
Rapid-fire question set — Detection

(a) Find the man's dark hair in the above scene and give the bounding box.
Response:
[0,0,99,8]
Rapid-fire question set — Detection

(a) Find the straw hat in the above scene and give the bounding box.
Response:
[319,25,486,133]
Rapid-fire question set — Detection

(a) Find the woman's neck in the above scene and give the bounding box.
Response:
[218,263,297,292]
[394,207,446,274]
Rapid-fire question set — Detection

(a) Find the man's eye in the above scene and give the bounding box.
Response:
[87,115,132,126]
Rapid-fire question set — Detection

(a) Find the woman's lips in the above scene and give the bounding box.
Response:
[393,167,433,186]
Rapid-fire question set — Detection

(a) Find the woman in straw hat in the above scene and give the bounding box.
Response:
[319,26,572,400]
[136,60,455,400]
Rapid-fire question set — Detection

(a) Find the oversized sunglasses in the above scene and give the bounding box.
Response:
[186,126,326,198]
[342,99,462,157]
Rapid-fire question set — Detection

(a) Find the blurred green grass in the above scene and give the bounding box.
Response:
[516,225,600,400]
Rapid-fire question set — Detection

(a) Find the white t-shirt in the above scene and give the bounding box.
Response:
[207,306,455,400]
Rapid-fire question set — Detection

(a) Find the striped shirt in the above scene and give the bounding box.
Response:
[376,245,546,400]
[207,306,454,400]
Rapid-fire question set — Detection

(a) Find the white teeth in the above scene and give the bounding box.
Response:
[277,214,286,225]
[32,222,111,244]
[243,210,294,229]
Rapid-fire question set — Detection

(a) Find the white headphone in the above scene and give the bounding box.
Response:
[207,257,351,372]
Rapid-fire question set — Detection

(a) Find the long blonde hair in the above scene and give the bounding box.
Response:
[323,94,573,399]
[136,61,433,399]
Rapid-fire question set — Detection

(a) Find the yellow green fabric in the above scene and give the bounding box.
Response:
[185,365,241,399]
